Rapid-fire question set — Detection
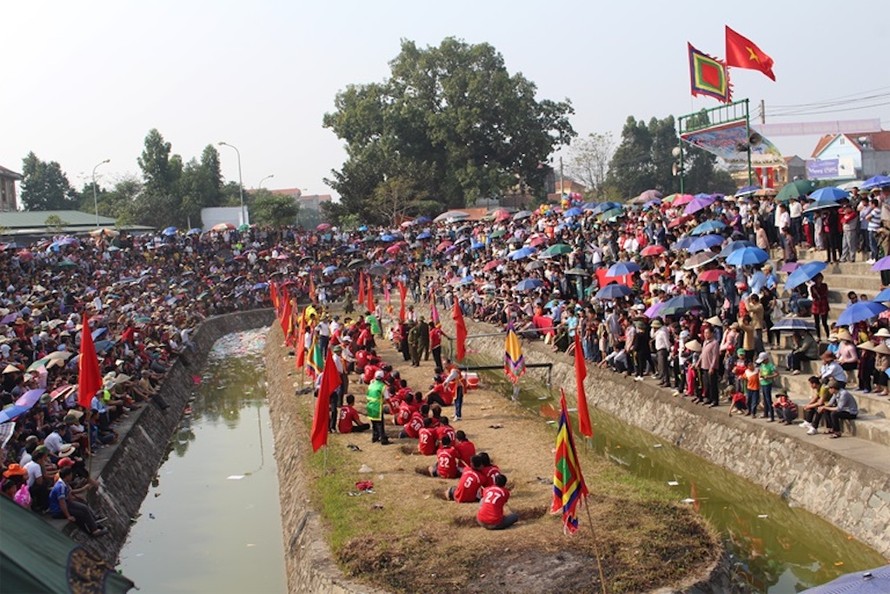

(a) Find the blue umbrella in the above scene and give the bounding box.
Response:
[735,185,760,197]
[595,284,632,300]
[809,187,848,202]
[251,282,269,290]
[508,247,537,261]
[874,287,890,302]
[187,228,202,235]
[785,261,827,291]
[661,295,703,316]
[642,199,661,210]
[15,388,46,409]
[861,175,890,190]
[514,279,543,292]
[379,234,396,242]
[470,241,485,250]
[606,261,641,276]
[458,276,475,286]
[91,327,108,340]
[718,240,755,257]
[770,318,816,332]
[416,231,432,240]
[800,564,890,594]
[582,202,598,211]
[322,265,338,275]
[333,277,350,285]
[94,340,115,353]
[357,225,368,232]
[672,237,696,251]
[162,226,177,236]
[416,215,431,224]
[591,202,622,215]
[690,220,727,236]
[688,235,725,253]
[0,405,32,423]
[837,301,887,326]
[726,247,769,267]
[564,207,583,218]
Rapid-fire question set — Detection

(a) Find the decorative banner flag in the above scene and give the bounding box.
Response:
[725,26,775,81]
[285,306,298,347]
[295,315,307,369]
[308,276,317,304]
[397,281,407,322]
[358,272,365,307]
[574,332,593,438]
[310,348,342,452]
[366,282,376,313]
[504,327,526,384]
[688,43,732,103]
[77,311,102,409]
[306,333,323,380]
[430,286,440,325]
[269,282,279,312]
[279,295,292,336]
[452,298,467,362]
[551,389,589,534]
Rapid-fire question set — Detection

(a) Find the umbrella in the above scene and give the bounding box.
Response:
[690,220,727,235]
[434,210,470,222]
[89,227,119,238]
[684,195,716,215]
[50,384,77,401]
[483,259,503,272]
[661,295,703,316]
[871,255,890,271]
[688,235,724,253]
[513,210,533,221]
[251,282,269,290]
[809,187,849,202]
[541,243,573,258]
[644,301,666,319]
[780,262,800,273]
[874,287,890,302]
[333,277,350,285]
[316,223,332,231]
[668,214,694,229]
[94,340,115,353]
[566,267,589,276]
[436,240,453,252]
[726,247,769,267]
[784,261,827,291]
[598,208,623,221]
[187,228,202,235]
[379,234,396,242]
[416,231,432,240]
[458,276,475,286]
[385,244,401,255]
[564,207,583,218]
[718,240,756,258]
[0,405,31,424]
[27,358,51,372]
[698,269,728,282]
[514,279,544,292]
[684,252,718,269]
[367,264,388,276]
[735,185,760,197]
[470,241,485,250]
[45,351,72,361]
[672,194,695,206]
[590,202,622,214]
[508,247,536,261]
[861,175,890,190]
[595,284,632,300]
[643,199,661,210]
[162,226,177,236]
[322,265,338,275]
[640,245,665,257]
[489,229,507,239]
[15,388,46,409]
[347,258,365,269]
[672,236,696,251]
[837,301,887,326]
[776,179,816,202]
[525,260,544,271]
[91,327,108,340]
[770,318,816,332]
[606,261,640,276]
[800,564,890,594]
[212,222,235,232]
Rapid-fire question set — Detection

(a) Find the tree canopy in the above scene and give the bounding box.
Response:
[19,152,77,211]
[323,38,575,224]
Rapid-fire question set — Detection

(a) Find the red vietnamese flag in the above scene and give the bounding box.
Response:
[452,298,467,362]
[358,272,365,307]
[366,282,376,313]
[77,312,102,409]
[397,281,407,322]
[308,276,317,304]
[574,332,593,438]
[295,315,307,369]
[269,282,279,311]
[725,26,775,81]
[279,296,292,335]
[310,348,342,452]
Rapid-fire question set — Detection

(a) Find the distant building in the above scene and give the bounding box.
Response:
[267,188,332,212]
[0,210,152,238]
[731,156,805,188]
[0,165,23,212]
[807,130,890,180]
[546,177,588,203]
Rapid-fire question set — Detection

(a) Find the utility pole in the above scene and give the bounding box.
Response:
[559,156,564,198]
[760,99,766,125]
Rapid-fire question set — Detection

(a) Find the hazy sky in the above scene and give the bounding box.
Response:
[2,1,888,200]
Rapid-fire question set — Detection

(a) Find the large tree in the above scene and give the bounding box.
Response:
[249,189,299,226]
[566,132,615,196]
[19,152,77,211]
[133,128,183,228]
[323,38,575,223]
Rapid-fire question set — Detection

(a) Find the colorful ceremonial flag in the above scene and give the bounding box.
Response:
[279,296,292,335]
[504,327,526,384]
[269,282,279,311]
[397,281,407,322]
[452,298,467,362]
[308,276,317,304]
[285,306,298,347]
[688,43,731,103]
[430,286,440,324]
[295,315,307,369]
[77,311,102,409]
[725,26,775,81]
[574,332,593,438]
[551,390,589,534]
[310,348,341,452]
[306,334,323,380]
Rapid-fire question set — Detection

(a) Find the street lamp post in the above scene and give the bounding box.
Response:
[92,159,111,227]
[218,142,245,225]
[258,174,274,191]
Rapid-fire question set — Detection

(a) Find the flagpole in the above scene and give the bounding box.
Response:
[584,503,609,594]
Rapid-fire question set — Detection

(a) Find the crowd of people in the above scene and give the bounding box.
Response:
[2,180,889,533]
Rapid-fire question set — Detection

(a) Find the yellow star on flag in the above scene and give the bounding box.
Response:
[746,46,759,62]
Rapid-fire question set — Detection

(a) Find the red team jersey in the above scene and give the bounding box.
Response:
[337,406,361,434]
[480,464,501,487]
[418,427,438,455]
[477,485,510,525]
[435,446,459,479]
[454,440,476,466]
[436,425,456,445]
[453,469,483,502]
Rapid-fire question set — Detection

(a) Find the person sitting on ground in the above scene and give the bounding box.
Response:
[788,330,819,375]
[428,435,460,479]
[48,466,107,537]
[417,418,438,455]
[477,474,519,530]
[446,454,484,503]
[453,430,476,465]
[436,416,456,445]
[773,393,799,425]
[819,351,847,388]
[802,376,830,434]
[399,403,428,439]
[1,464,31,509]
[338,394,370,434]
[818,379,859,438]
[477,452,501,487]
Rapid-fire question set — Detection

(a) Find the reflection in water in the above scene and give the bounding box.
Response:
[480,367,885,593]
[119,329,285,593]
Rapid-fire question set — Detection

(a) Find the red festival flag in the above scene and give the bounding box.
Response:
[366,282,376,313]
[358,272,365,307]
[77,312,102,409]
[310,349,341,452]
[308,276,317,304]
[725,26,775,81]
[452,298,467,362]
[551,389,589,533]
[269,282,279,311]
[574,332,593,438]
[279,296,292,335]
[397,281,407,322]
[295,315,307,369]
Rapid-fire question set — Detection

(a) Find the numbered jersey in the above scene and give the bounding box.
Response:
[453,469,482,503]
[435,447,459,479]
[477,485,510,525]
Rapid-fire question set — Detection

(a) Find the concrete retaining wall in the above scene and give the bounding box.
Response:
[76,309,275,563]
[450,317,890,558]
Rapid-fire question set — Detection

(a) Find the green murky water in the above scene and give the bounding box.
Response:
[118,330,285,593]
[474,363,886,593]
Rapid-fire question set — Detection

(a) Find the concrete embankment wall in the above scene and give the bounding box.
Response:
[447,317,890,558]
[77,309,275,563]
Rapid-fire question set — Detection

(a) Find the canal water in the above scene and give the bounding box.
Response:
[476,365,886,593]
[118,329,286,593]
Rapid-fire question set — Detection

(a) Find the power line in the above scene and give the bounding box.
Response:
[769,100,890,118]
[768,86,890,109]
[767,92,890,116]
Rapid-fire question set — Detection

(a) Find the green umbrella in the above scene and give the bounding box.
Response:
[237,223,250,232]
[27,357,52,372]
[57,260,76,269]
[598,208,623,221]
[541,243,572,257]
[776,179,815,202]
[489,229,507,239]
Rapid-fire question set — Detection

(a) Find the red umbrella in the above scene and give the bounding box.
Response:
[385,244,401,255]
[436,240,453,252]
[16,249,33,261]
[483,259,503,272]
[640,245,665,257]
[668,215,693,229]
[528,236,548,247]
[672,194,695,206]
[316,223,332,231]
[698,269,728,282]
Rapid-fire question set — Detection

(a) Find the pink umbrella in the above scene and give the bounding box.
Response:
[316,223,332,231]
[672,194,695,206]
[16,249,33,262]
[640,245,665,257]
[385,244,401,255]
[780,262,799,273]
[645,301,666,319]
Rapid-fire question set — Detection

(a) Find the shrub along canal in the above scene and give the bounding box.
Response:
[117,329,285,593]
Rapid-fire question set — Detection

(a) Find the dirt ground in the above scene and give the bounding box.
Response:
[266,324,718,594]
